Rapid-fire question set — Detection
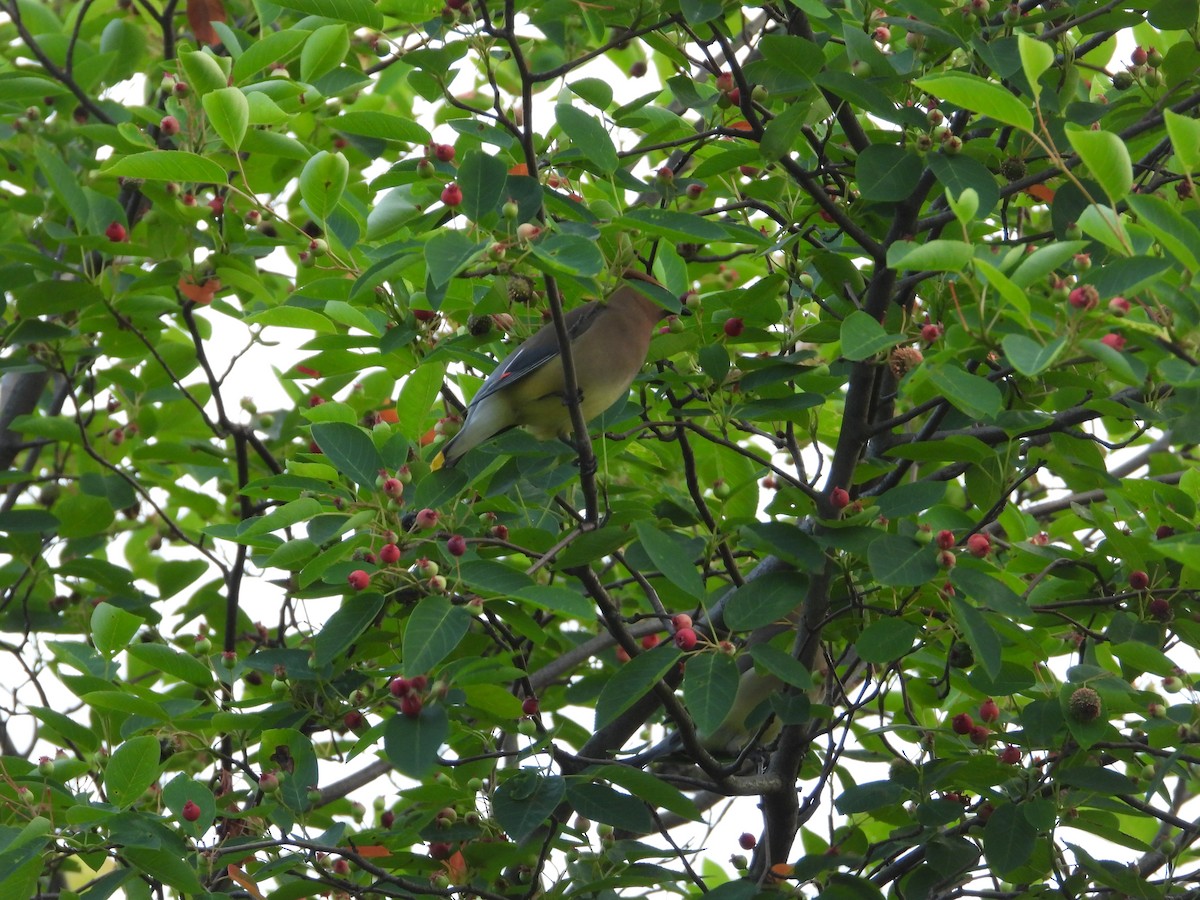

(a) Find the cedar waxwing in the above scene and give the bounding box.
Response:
[431,273,665,469]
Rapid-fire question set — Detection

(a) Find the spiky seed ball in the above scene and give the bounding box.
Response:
[1069,686,1102,722]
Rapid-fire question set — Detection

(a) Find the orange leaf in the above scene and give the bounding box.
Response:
[726,119,754,133]
[345,844,393,858]
[768,863,795,881]
[226,865,266,900]
[1025,183,1054,203]
[508,163,529,176]
[178,275,221,305]
[419,426,439,447]
[187,0,227,46]
[377,409,399,424]
[444,850,468,882]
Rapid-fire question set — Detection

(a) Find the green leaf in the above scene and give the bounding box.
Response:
[1127,194,1200,271]
[237,497,322,539]
[492,770,566,843]
[951,596,1002,679]
[679,0,722,24]
[127,644,214,688]
[618,209,728,243]
[855,620,918,664]
[748,643,813,690]
[458,149,508,222]
[588,765,701,822]
[840,310,903,360]
[232,29,308,82]
[271,0,383,27]
[1018,33,1054,103]
[928,154,1000,217]
[334,110,430,145]
[1165,109,1200,174]
[565,782,652,833]
[91,602,144,657]
[835,780,904,815]
[300,24,350,83]
[724,571,808,631]
[595,643,681,728]
[179,49,229,94]
[201,87,249,150]
[684,651,739,737]
[857,145,924,202]
[983,802,1036,876]
[402,596,471,676]
[299,151,349,224]
[924,365,1002,420]
[760,103,807,162]
[105,735,163,809]
[635,521,704,599]
[383,705,447,777]
[1002,334,1065,376]
[155,559,210,600]
[913,72,1033,132]
[396,361,445,443]
[425,230,487,288]
[867,535,938,587]
[104,151,228,184]
[315,592,386,665]
[1066,126,1132,206]
[568,77,613,110]
[124,848,204,894]
[310,421,385,488]
[529,234,605,277]
[555,104,617,174]
[886,239,974,272]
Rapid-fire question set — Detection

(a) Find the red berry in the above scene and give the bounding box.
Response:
[429,841,454,860]
[969,724,990,746]
[723,317,744,337]
[686,183,704,199]
[343,711,365,731]
[616,646,631,663]
[938,549,957,568]
[1068,285,1098,309]
[434,143,456,162]
[413,309,437,322]
[379,543,401,564]
[182,799,201,822]
[105,221,127,242]
[739,832,756,850]
[1148,597,1171,621]
[999,745,1021,765]
[830,487,850,509]
[716,72,735,93]
[1156,525,1175,540]
[160,115,180,136]
[348,569,370,591]
[381,810,396,828]
[1100,333,1126,351]
[441,183,462,207]
[979,698,1000,723]
[966,533,991,558]
[921,322,944,342]
[447,534,467,556]
[1131,45,1147,66]
[1129,570,1150,591]
[389,677,411,697]
[641,633,660,650]
[411,675,428,691]
[490,524,509,541]
[674,627,698,651]
[400,693,423,717]
[522,696,540,716]
[952,712,974,735]
[208,195,224,216]
[936,530,955,550]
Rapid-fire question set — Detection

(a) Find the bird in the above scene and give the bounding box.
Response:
[430,272,665,470]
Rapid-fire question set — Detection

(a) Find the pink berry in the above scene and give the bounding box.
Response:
[674,627,698,651]
[1100,333,1126,351]
[1108,296,1130,315]
[936,530,955,550]
[979,698,999,723]
[641,633,660,650]
[382,477,404,498]
[672,613,693,629]
[966,533,991,558]
[348,569,370,591]
[830,487,850,509]
[160,115,180,136]
[415,508,440,529]
[379,543,401,564]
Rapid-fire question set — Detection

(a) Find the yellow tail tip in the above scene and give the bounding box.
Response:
[430,451,446,472]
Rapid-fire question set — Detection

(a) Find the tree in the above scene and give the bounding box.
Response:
[2,0,1200,896]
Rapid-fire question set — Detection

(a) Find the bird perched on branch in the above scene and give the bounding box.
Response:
[431,272,666,470]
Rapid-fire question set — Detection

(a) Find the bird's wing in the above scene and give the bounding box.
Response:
[466,302,608,410]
